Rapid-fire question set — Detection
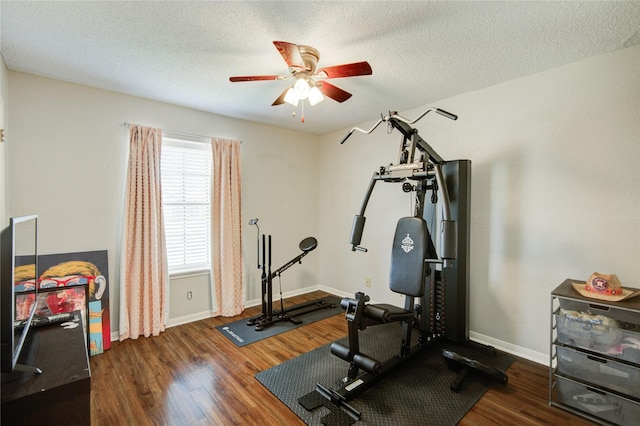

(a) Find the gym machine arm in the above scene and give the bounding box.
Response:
[341,107,458,267]
[339,107,457,147]
[269,236,317,279]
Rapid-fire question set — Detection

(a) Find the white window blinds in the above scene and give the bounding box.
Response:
[161,138,212,274]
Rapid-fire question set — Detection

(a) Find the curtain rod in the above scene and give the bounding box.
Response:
[123,122,242,143]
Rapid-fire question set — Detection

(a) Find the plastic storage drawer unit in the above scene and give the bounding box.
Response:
[556,345,640,399]
[550,280,640,425]
[555,313,640,365]
[555,375,640,426]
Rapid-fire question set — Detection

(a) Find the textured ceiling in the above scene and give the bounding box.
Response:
[2,1,640,135]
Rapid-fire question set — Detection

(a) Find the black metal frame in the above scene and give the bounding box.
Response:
[299,109,506,424]
[246,234,334,331]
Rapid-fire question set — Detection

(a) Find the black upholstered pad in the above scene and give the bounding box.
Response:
[389,217,427,297]
[365,303,414,323]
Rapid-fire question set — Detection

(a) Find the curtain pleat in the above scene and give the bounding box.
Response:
[210,138,244,316]
[119,124,168,340]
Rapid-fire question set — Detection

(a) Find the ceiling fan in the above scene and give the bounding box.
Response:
[229,41,372,109]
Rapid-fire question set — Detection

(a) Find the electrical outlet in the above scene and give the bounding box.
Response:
[365,277,372,288]
[187,291,193,300]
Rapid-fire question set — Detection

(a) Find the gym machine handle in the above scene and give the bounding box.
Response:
[348,174,378,252]
[339,107,458,145]
[349,215,367,252]
[436,108,458,121]
[339,130,356,145]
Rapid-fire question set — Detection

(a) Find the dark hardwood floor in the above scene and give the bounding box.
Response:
[90,291,594,425]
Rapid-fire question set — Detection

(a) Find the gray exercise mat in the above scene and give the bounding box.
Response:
[216,296,342,347]
[255,323,514,425]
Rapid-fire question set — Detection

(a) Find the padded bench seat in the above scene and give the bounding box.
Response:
[364,303,413,323]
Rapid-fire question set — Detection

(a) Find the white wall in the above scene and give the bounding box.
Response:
[0,0,5,224]
[318,45,640,363]
[6,72,320,334]
[6,45,639,363]
[1,55,8,225]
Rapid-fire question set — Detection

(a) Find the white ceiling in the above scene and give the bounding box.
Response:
[2,1,640,135]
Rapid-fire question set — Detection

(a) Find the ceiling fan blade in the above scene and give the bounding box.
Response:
[229,75,281,82]
[271,88,289,106]
[273,41,305,70]
[318,81,352,103]
[317,61,372,79]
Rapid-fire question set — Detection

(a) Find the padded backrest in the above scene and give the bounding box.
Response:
[389,217,428,297]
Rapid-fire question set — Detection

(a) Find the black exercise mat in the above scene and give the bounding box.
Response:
[255,323,514,425]
[216,296,342,347]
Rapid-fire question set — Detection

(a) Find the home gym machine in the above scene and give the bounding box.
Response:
[247,219,335,331]
[298,108,507,424]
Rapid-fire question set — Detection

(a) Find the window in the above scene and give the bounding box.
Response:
[161,137,212,274]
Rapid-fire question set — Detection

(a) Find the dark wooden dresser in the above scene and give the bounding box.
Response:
[1,314,91,425]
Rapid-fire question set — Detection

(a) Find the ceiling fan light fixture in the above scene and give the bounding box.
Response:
[293,78,310,100]
[230,41,372,110]
[308,86,324,106]
[284,87,299,106]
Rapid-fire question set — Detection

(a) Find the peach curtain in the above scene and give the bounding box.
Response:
[210,138,244,316]
[119,124,169,340]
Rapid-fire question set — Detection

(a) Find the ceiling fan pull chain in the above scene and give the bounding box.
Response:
[301,101,305,123]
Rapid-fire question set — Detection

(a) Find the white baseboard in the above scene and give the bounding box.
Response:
[110,285,327,341]
[110,284,549,367]
[469,331,548,366]
[244,284,323,308]
[319,285,549,365]
[110,310,214,342]
[168,311,214,328]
